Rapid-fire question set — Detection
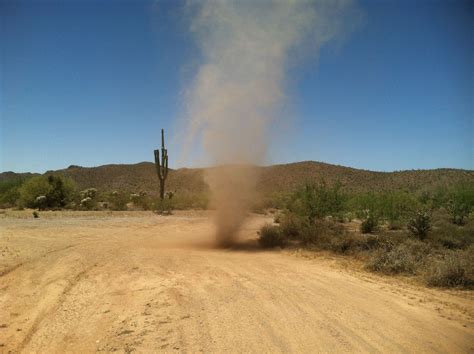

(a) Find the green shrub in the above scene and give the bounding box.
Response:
[263,192,289,210]
[293,219,347,249]
[407,210,431,240]
[417,186,451,209]
[287,181,346,222]
[80,197,95,210]
[348,191,420,230]
[35,195,47,210]
[348,193,382,218]
[278,212,374,253]
[258,224,287,248]
[366,238,431,274]
[78,188,98,210]
[80,188,97,200]
[18,175,75,209]
[424,249,473,288]
[45,175,75,208]
[109,191,128,211]
[446,185,474,225]
[17,176,50,208]
[360,209,379,233]
[130,192,152,210]
[382,192,420,229]
[0,178,26,208]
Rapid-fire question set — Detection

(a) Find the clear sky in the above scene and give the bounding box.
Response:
[1,0,472,173]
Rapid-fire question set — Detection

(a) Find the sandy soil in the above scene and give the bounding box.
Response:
[0,210,473,353]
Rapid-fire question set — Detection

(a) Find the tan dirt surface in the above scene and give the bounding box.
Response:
[0,210,473,353]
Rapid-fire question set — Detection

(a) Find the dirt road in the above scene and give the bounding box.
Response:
[1,211,473,353]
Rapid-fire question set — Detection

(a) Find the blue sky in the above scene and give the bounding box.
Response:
[1,0,472,173]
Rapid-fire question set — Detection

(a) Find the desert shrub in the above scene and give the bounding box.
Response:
[0,178,26,208]
[297,219,335,246]
[386,219,404,230]
[345,211,355,222]
[172,193,209,210]
[430,221,473,250]
[407,210,431,240]
[18,175,75,209]
[287,181,346,222]
[80,197,94,209]
[293,219,379,254]
[338,230,406,255]
[424,249,473,288]
[109,191,128,211]
[17,176,52,208]
[258,224,287,248]
[275,213,349,250]
[0,187,22,208]
[349,191,419,229]
[446,184,474,225]
[431,208,451,228]
[381,192,420,229]
[35,195,47,210]
[80,188,97,200]
[417,186,450,209]
[279,212,307,239]
[273,213,281,224]
[296,219,347,249]
[78,188,98,210]
[329,232,368,254]
[366,238,431,274]
[279,207,388,253]
[129,192,151,210]
[32,211,39,218]
[359,209,379,234]
[359,234,387,250]
[153,198,173,215]
[348,193,382,217]
[45,175,75,208]
[263,192,289,210]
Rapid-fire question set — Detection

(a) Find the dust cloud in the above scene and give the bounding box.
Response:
[183,0,362,245]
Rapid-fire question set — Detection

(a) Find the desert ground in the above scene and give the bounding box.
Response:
[0,210,473,353]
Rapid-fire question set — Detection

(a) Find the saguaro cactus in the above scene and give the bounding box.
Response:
[154,129,169,200]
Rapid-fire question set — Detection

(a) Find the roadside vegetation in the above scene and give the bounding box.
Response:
[259,181,474,289]
[0,173,209,214]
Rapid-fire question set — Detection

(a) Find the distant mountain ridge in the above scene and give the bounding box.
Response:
[1,161,473,196]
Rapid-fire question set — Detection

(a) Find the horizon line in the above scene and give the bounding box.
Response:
[1,159,473,175]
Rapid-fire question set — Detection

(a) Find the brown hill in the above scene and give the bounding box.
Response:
[2,161,471,197]
[258,161,474,195]
[0,171,38,183]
